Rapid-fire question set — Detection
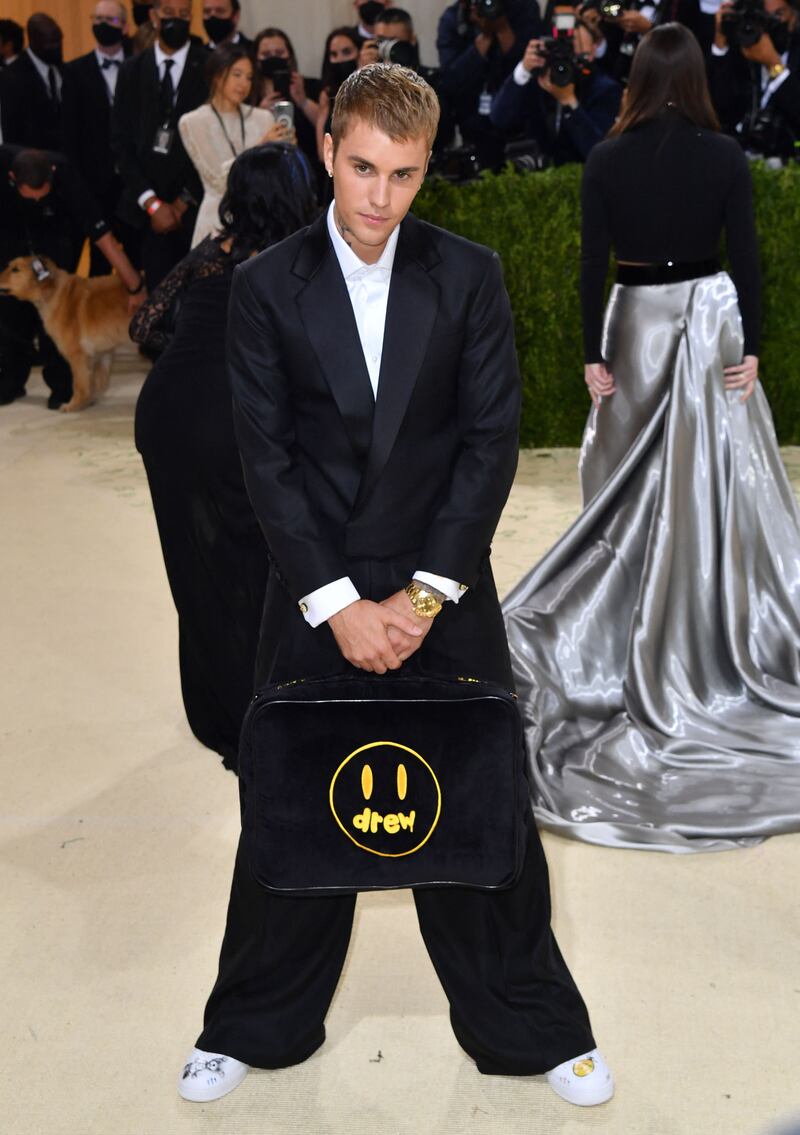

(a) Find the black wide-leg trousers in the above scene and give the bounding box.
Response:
[197,813,595,1075]
[196,555,595,1075]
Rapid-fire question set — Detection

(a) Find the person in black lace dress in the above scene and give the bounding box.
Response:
[131,144,319,771]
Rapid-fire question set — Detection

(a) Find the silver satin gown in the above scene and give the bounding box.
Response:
[503,272,800,852]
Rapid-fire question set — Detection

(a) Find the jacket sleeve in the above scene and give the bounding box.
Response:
[227,264,352,598]
[563,77,622,160]
[417,252,521,585]
[489,71,534,132]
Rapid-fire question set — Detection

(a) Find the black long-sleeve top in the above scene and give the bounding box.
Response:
[580,112,761,363]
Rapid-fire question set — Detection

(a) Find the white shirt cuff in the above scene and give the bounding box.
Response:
[711,43,729,56]
[413,572,467,604]
[513,60,532,86]
[138,188,157,209]
[639,5,656,21]
[594,38,608,60]
[299,576,360,627]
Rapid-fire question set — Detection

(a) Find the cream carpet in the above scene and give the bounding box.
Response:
[2,359,799,1135]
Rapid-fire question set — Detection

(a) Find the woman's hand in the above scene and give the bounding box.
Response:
[259,120,294,145]
[724,354,758,402]
[585,362,616,406]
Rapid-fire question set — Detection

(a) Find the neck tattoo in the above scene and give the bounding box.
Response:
[335,208,354,249]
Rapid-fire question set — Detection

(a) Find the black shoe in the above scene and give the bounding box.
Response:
[47,393,67,411]
[0,386,26,406]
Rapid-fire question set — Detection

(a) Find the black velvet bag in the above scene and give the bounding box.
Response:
[239,674,527,895]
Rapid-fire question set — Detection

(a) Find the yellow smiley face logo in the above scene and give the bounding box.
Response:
[573,1059,595,1078]
[329,740,442,857]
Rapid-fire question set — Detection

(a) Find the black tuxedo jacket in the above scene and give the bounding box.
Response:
[61,48,131,201]
[228,211,521,612]
[111,43,207,227]
[0,51,62,149]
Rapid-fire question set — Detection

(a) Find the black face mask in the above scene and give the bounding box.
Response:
[203,16,235,44]
[93,22,125,48]
[359,1,385,26]
[133,3,152,26]
[328,58,358,91]
[159,17,190,51]
[259,55,289,78]
[35,43,63,66]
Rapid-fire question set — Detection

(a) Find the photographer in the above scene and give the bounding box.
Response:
[491,8,622,163]
[709,0,800,160]
[358,8,421,70]
[437,0,542,168]
[579,0,668,83]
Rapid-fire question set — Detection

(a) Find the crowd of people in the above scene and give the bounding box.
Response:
[0,0,797,370]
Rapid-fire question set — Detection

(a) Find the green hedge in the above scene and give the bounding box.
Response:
[414,163,800,447]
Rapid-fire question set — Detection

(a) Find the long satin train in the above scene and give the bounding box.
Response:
[503,273,800,852]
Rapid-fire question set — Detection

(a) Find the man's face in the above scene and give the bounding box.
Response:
[151,1,193,33]
[13,178,53,201]
[324,119,430,263]
[29,24,63,59]
[374,19,417,44]
[764,0,797,27]
[202,1,235,20]
[93,1,127,32]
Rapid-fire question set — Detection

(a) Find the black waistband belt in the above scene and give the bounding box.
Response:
[616,258,722,286]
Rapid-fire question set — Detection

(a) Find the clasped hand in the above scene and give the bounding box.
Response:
[327,592,435,674]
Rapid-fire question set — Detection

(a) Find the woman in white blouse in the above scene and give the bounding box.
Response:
[179,42,291,247]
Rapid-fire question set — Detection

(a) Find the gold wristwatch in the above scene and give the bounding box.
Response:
[405,581,444,619]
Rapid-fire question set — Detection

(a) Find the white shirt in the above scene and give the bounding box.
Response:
[26,46,62,100]
[94,47,125,101]
[297,203,468,628]
[138,40,192,210]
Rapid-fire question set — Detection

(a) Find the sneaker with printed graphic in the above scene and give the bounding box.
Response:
[546,1048,614,1106]
[178,1047,249,1102]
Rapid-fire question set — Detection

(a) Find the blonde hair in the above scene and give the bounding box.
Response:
[331,62,440,153]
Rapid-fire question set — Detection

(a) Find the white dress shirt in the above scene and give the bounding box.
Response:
[137,40,192,210]
[94,47,125,101]
[297,203,468,628]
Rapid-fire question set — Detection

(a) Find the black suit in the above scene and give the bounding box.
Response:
[0,50,62,149]
[111,43,207,288]
[196,212,595,1074]
[61,47,139,276]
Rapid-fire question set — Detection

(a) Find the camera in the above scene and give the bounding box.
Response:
[427,144,481,183]
[470,0,508,20]
[581,0,628,21]
[376,38,419,68]
[720,0,787,49]
[537,36,583,86]
[504,138,551,172]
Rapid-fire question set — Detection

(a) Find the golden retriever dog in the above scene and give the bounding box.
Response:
[0,255,131,412]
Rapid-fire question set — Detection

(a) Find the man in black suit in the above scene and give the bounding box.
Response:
[111,0,207,289]
[202,0,251,50]
[177,64,614,1111]
[709,0,800,162]
[0,13,64,150]
[62,1,139,277]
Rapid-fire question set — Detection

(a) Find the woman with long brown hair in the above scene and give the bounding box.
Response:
[505,23,800,851]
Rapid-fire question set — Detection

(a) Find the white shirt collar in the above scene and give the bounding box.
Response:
[26,47,54,83]
[326,200,400,281]
[154,39,190,72]
[94,47,125,66]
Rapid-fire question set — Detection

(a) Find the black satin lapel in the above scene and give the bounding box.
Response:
[296,250,375,457]
[353,256,439,511]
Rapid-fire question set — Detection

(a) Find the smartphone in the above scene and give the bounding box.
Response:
[272,100,295,131]
[272,67,292,99]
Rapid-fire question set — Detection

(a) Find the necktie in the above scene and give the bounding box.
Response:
[48,66,59,104]
[160,57,174,121]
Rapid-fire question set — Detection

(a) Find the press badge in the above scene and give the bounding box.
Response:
[478,88,493,116]
[152,125,175,155]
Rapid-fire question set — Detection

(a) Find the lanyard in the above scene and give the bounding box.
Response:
[210,104,246,159]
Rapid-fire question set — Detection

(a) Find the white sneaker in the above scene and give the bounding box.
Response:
[546,1048,614,1107]
[178,1047,249,1102]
